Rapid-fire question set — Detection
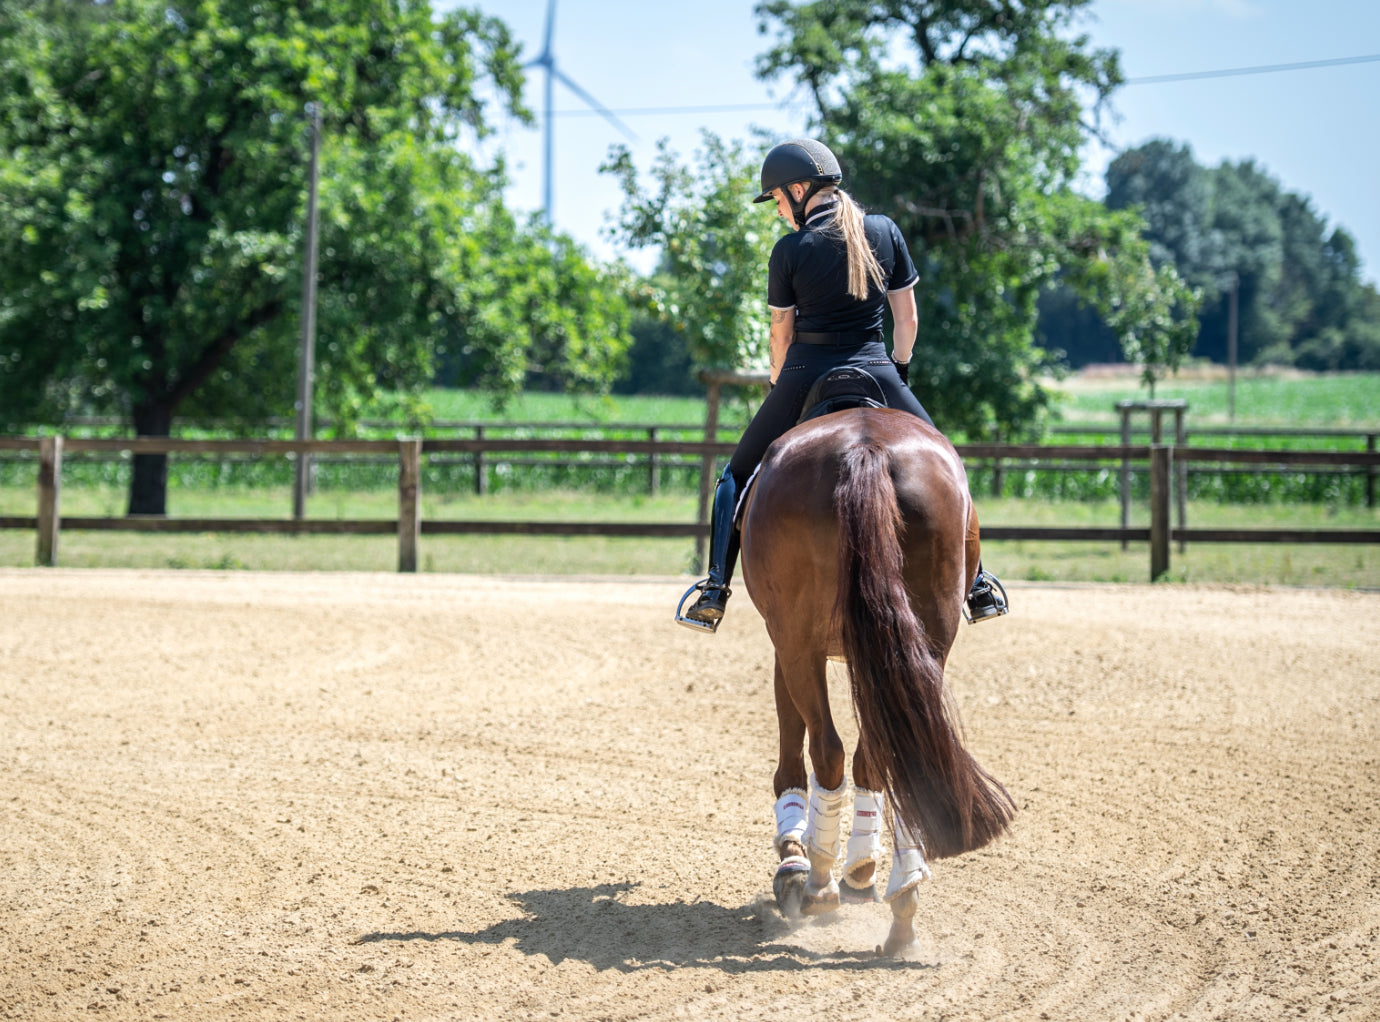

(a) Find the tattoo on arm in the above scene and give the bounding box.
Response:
[771,308,790,324]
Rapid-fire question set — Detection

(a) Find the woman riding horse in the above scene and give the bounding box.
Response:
[679,138,1008,632]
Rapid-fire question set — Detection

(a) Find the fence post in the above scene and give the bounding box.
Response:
[398,438,421,573]
[695,381,723,573]
[1367,433,1376,510]
[1150,443,1171,582]
[990,428,1004,499]
[648,426,660,496]
[1119,405,1131,550]
[36,435,62,567]
[472,425,487,496]
[1175,407,1188,553]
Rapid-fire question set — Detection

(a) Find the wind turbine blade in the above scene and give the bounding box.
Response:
[540,0,556,60]
[552,66,638,141]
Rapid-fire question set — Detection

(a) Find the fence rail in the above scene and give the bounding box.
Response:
[34,414,1380,442]
[2,434,1378,580]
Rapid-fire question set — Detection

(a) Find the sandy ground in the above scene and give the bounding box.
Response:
[1,569,1377,1021]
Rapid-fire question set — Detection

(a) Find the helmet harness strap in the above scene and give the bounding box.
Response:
[789,180,830,229]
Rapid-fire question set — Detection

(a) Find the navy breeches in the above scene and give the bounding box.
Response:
[727,340,935,488]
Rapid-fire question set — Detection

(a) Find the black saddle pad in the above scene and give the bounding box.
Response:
[797,366,888,424]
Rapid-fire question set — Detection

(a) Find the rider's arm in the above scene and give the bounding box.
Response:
[769,306,795,385]
[887,286,918,364]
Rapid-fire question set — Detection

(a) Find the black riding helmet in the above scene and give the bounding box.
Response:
[753,138,842,227]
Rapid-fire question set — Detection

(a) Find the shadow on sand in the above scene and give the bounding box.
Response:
[356,881,931,974]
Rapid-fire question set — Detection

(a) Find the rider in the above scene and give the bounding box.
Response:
[679,138,1008,631]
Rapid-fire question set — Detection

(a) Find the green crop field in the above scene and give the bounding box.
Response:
[407,369,1380,434]
[1049,367,1379,428]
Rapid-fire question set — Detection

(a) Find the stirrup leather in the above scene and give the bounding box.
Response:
[675,579,730,633]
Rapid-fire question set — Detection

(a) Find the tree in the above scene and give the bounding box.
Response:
[612,313,699,397]
[1103,139,1225,287]
[0,0,630,513]
[1103,139,1380,371]
[437,209,632,395]
[603,133,782,375]
[754,0,1198,435]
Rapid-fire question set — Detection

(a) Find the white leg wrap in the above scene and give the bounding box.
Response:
[773,788,808,855]
[803,772,848,862]
[884,810,930,903]
[843,787,885,888]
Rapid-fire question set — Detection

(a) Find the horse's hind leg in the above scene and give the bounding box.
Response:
[771,654,810,916]
[801,771,845,915]
[884,885,922,956]
[770,650,844,917]
[850,738,929,950]
[882,810,930,954]
[841,741,885,902]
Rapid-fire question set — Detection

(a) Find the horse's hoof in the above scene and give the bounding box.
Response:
[840,882,879,905]
[881,884,919,954]
[801,877,840,916]
[881,926,918,956]
[843,859,877,890]
[773,857,809,918]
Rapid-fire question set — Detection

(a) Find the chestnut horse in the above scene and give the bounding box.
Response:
[737,407,1015,954]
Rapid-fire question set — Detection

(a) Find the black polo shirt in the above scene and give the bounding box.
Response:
[767,202,919,334]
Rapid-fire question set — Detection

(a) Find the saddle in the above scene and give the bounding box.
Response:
[796,366,888,424]
[734,366,892,529]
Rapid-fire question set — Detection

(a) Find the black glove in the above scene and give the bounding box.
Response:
[891,358,910,386]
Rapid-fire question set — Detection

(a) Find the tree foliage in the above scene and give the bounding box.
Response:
[0,0,630,512]
[1101,139,1380,372]
[753,0,1198,434]
[603,133,782,375]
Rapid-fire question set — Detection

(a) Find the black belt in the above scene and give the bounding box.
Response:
[795,330,883,346]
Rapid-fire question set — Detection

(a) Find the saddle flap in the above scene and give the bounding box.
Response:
[797,366,888,425]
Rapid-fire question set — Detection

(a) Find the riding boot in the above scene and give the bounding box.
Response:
[677,466,739,632]
[965,560,1010,623]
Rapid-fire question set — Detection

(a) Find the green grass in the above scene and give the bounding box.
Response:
[0,530,693,576]
[976,497,1377,587]
[2,485,1374,587]
[0,483,698,521]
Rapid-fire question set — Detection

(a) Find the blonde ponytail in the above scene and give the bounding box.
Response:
[820,189,885,300]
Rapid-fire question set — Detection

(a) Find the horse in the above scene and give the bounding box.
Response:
[736,406,1015,954]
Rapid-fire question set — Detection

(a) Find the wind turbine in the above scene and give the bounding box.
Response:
[524,0,636,225]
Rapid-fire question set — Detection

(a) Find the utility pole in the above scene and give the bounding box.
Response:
[1226,272,1239,423]
[543,43,554,223]
[294,101,322,520]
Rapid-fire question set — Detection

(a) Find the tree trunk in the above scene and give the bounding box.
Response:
[129,401,173,516]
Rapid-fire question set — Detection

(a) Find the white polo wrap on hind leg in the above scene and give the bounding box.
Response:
[884,810,931,903]
[803,773,848,861]
[843,787,885,888]
[773,788,808,855]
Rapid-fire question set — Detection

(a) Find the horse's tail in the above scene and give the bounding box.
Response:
[835,441,1015,859]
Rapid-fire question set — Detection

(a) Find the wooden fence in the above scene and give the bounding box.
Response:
[3,433,1379,581]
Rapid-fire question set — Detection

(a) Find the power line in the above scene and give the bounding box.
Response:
[1124,52,1380,85]
[552,101,785,118]
[548,52,1380,118]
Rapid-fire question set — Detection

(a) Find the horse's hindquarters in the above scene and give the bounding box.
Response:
[743,409,1014,864]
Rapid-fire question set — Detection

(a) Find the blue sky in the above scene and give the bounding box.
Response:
[457,0,1380,284]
